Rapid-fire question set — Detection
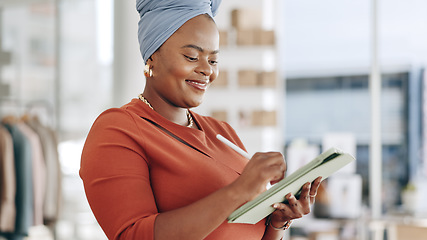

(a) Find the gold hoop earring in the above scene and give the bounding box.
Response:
[144,64,153,78]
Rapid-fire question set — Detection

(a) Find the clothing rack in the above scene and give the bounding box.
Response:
[0,98,56,129]
[0,98,61,240]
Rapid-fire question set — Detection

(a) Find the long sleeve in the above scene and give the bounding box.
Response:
[80,109,159,239]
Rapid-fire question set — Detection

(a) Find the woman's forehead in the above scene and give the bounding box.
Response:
[167,15,219,50]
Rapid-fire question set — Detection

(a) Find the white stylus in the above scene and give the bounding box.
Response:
[216,134,251,159]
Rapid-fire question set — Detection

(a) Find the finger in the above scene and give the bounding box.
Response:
[286,193,299,208]
[269,164,286,184]
[252,152,285,167]
[298,182,311,202]
[270,203,294,223]
[309,177,322,197]
[261,159,286,183]
[260,164,285,183]
[272,202,288,211]
[244,152,286,185]
[285,193,305,218]
[308,177,322,204]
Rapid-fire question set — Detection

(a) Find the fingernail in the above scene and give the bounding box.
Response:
[273,203,279,208]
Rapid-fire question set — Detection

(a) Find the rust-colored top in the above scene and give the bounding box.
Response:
[80,98,266,239]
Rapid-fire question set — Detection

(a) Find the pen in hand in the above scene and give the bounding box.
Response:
[217,134,275,189]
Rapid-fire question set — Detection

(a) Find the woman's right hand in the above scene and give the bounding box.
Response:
[229,152,287,202]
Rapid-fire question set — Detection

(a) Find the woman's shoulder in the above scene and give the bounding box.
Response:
[91,99,148,128]
[85,104,152,147]
[91,107,136,129]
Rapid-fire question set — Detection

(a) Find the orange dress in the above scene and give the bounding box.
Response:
[80,99,266,239]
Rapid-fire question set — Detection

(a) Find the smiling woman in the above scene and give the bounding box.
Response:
[79,1,321,240]
[142,14,219,120]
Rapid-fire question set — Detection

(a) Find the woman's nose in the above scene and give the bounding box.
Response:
[196,59,213,77]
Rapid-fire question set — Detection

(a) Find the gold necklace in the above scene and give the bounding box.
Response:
[138,93,193,128]
[138,94,154,110]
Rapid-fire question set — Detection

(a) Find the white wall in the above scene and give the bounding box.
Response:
[112,0,145,107]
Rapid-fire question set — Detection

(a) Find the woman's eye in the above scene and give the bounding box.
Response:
[210,60,218,65]
[185,55,198,61]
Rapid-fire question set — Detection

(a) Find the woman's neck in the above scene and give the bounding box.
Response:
[140,92,190,127]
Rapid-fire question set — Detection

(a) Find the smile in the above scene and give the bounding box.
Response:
[185,80,209,90]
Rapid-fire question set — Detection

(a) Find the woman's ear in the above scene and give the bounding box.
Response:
[146,56,153,65]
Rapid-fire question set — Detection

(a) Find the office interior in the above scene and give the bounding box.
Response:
[1,0,427,239]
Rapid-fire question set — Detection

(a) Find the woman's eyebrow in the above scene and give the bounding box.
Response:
[182,44,219,54]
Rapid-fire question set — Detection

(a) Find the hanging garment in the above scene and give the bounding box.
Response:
[0,125,16,232]
[3,123,34,240]
[26,117,61,224]
[16,123,46,227]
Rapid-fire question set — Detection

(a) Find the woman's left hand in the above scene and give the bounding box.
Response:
[268,176,322,228]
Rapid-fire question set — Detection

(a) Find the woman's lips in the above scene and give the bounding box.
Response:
[185,80,209,90]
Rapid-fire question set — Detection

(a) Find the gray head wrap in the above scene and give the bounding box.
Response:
[136,0,221,63]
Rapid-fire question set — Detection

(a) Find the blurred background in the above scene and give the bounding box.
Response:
[1,0,427,239]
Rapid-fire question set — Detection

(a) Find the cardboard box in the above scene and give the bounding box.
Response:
[237,29,276,46]
[236,30,256,45]
[255,30,276,45]
[259,71,277,87]
[239,70,278,87]
[231,9,262,30]
[211,110,228,122]
[219,30,228,46]
[211,71,228,87]
[391,225,427,240]
[238,70,258,87]
[251,110,277,126]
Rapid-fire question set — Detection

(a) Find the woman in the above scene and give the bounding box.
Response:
[80,0,321,239]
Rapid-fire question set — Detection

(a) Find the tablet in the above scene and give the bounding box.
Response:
[228,147,355,224]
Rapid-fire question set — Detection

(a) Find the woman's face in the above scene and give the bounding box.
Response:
[148,14,219,109]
